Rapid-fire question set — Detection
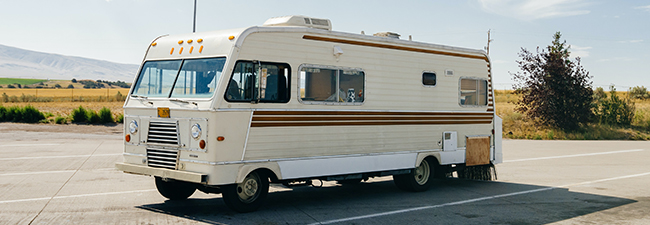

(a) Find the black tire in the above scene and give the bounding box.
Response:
[337,179,362,185]
[155,177,196,200]
[393,158,435,192]
[222,171,269,213]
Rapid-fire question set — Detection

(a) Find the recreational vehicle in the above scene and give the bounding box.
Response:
[116,15,503,212]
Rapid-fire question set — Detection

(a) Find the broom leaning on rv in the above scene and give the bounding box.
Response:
[115,15,502,212]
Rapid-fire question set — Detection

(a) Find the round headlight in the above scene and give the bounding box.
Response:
[191,124,201,139]
[129,120,138,134]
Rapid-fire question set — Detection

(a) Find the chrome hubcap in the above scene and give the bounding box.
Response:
[236,173,260,203]
[414,160,431,185]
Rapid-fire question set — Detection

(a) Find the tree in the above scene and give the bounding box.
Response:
[54,84,62,88]
[67,84,74,89]
[71,78,77,83]
[511,32,593,131]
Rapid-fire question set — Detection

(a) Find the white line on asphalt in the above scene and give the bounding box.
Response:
[0,144,61,147]
[309,171,650,225]
[0,153,121,160]
[0,168,117,176]
[0,189,156,204]
[503,149,644,163]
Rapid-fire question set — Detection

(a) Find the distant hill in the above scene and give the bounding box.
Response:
[0,44,139,82]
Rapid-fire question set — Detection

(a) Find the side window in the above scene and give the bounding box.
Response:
[422,72,436,86]
[300,66,364,104]
[225,61,290,103]
[460,78,488,106]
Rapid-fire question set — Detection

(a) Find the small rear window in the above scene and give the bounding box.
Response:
[422,72,436,86]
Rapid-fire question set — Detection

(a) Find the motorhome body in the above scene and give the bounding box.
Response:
[116,15,502,212]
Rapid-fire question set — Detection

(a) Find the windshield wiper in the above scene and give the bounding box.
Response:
[130,94,153,106]
[169,98,198,106]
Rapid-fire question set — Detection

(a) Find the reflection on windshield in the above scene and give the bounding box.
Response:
[131,57,226,98]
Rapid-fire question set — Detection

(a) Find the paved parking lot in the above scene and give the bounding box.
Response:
[1,123,649,224]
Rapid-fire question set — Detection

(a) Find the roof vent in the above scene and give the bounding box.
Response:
[373,32,401,39]
[263,15,332,30]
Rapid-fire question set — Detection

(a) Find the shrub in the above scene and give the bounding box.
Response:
[99,107,113,123]
[71,106,88,123]
[630,86,649,100]
[55,116,67,124]
[7,84,15,88]
[0,106,6,121]
[86,109,100,124]
[116,114,124,123]
[7,106,21,122]
[594,85,635,126]
[67,84,74,89]
[20,105,45,123]
[54,84,62,88]
[2,93,8,102]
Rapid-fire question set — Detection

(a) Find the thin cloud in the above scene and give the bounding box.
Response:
[618,40,643,44]
[570,45,591,58]
[478,0,591,20]
[635,5,650,12]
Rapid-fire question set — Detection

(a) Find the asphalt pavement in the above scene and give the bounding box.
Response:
[1,124,649,224]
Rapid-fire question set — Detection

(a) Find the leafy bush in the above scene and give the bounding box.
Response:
[21,105,45,123]
[54,84,62,88]
[116,114,124,123]
[629,86,649,100]
[594,85,635,126]
[67,84,74,89]
[71,106,88,123]
[55,116,67,124]
[86,109,101,124]
[99,107,113,123]
[0,106,6,121]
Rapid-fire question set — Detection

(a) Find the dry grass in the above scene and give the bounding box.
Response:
[0,88,129,97]
[495,90,650,140]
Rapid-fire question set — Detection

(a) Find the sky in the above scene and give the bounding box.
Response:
[0,0,648,90]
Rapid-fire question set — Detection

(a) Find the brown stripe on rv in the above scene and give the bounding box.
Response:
[303,35,489,62]
[253,111,493,116]
[251,120,493,127]
[252,116,493,122]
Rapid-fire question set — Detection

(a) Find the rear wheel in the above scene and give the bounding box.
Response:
[155,177,196,200]
[393,158,435,192]
[222,171,269,213]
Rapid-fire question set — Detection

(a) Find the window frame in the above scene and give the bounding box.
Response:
[223,60,291,104]
[298,64,366,106]
[458,77,489,107]
[422,71,437,87]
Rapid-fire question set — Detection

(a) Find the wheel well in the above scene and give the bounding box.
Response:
[251,168,280,183]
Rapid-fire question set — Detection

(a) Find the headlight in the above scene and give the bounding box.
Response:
[191,124,201,139]
[129,120,138,134]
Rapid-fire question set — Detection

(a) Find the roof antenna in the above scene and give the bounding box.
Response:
[193,0,197,33]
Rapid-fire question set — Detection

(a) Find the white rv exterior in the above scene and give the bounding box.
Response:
[116,15,502,212]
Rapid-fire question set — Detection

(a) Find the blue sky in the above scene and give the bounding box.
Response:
[0,0,648,89]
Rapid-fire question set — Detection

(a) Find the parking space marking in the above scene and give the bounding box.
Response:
[0,168,117,176]
[0,153,121,160]
[0,144,61,147]
[0,189,157,204]
[504,149,644,163]
[309,171,650,225]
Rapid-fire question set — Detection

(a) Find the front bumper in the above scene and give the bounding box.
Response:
[115,162,208,184]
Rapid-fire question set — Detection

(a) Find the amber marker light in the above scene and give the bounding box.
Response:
[189,46,194,54]
[199,140,206,149]
[179,47,184,54]
[199,45,203,53]
[228,36,235,40]
[178,40,184,44]
[197,38,203,43]
[125,134,131,142]
[170,48,174,55]
[151,42,157,46]
[187,39,193,43]
[217,136,225,142]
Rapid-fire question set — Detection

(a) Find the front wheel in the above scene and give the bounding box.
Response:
[222,171,269,213]
[393,158,435,192]
[155,177,196,200]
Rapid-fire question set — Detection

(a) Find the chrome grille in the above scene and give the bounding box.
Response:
[147,121,179,145]
[146,147,178,169]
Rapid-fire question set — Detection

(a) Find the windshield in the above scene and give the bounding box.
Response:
[132,57,226,98]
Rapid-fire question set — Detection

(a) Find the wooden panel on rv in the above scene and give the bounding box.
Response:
[465,136,490,166]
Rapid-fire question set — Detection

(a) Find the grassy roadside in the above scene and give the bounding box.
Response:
[495,90,650,140]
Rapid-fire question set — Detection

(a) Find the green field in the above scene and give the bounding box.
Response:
[0,78,49,85]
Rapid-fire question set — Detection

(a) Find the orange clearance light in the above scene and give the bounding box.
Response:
[125,134,131,142]
[199,45,203,53]
[178,40,184,44]
[228,36,235,40]
[217,136,225,142]
[187,39,193,43]
[197,38,203,43]
[199,140,206,149]
[179,47,184,54]
[151,42,157,46]
[189,46,194,54]
[170,48,174,55]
